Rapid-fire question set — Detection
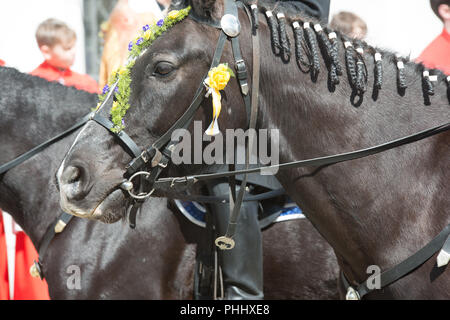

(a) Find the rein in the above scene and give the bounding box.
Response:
[153,122,450,188]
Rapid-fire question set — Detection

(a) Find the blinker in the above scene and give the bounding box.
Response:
[221,14,241,38]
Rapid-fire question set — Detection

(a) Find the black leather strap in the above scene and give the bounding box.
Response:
[34,212,74,279]
[91,113,142,158]
[0,113,92,175]
[232,37,252,124]
[221,0,260,242]
[155,122,450,188]
[167,188,285,204]
[342,223,450,299]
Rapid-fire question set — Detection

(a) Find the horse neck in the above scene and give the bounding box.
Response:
[0,67,97,164]
[255,23,450,278]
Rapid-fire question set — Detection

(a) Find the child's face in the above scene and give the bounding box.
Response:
[41,40,76,69]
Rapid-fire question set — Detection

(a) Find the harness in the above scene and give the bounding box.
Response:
[91,0,262,246]
[87,0,450,299]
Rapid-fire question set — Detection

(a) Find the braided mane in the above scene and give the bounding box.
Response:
[248,0,449,102]
[170,0,450,103]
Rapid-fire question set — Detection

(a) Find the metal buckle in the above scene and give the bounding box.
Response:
[346,286,361,300]
[240,83,249,96]
[30,261,44,280]
[141,151,150,163]
[215,236,236,250]
[235,59,249,95]
[235,59,246,72]
[151,149,163,168]
[123,171,155,200]
[54,219,67,234]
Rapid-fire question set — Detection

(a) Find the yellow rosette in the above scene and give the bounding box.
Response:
[204,63,235,136]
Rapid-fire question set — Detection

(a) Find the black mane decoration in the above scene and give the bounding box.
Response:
[172,0,449,104]
[277,13,291,59]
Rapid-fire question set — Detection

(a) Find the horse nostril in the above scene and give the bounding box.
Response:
[66,166,81,183]
[62,166,82,184]
[60,164,91,201]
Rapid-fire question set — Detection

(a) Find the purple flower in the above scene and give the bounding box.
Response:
[142,24,150,31]
[136,37,144,45]
[102,85,109,95]
[128,41,133,51]
[156,19,164,27]
[114,86,119,94]
[122,119,125,126]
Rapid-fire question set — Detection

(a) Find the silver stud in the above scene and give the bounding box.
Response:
[221,14,241,38]
[346,287,361,300]
[120,181,134,191]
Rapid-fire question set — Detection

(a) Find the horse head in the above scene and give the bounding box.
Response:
[57,0,250,222]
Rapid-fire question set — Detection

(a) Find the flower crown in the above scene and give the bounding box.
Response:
[96,6,191,132]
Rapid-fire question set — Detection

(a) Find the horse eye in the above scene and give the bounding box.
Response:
[153,62,175,76]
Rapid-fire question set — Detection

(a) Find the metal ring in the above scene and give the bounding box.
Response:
[215,236,235,250]
[126,171,155,200]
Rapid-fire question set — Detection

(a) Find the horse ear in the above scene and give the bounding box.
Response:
[189,0,224,21]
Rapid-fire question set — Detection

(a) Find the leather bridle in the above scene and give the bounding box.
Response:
[90,0,259,239]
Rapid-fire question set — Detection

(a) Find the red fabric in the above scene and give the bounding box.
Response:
[0,59,5,66]
[417,28,450,75]
[13,232,50,300]
[0,211,10,300]
[30,60,99,94]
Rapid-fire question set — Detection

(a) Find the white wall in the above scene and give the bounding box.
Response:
[0,0,85,73]
[330,0,443,59]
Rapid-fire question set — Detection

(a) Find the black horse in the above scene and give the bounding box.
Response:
[57,0,449,299]
[0,66,339,299]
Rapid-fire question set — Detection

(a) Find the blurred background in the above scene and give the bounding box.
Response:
[0,0,443,81]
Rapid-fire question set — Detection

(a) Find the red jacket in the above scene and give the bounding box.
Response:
[417,28,450,75]
[0,211,50,300]
[0,212,9,300]
[31,61,99,94]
